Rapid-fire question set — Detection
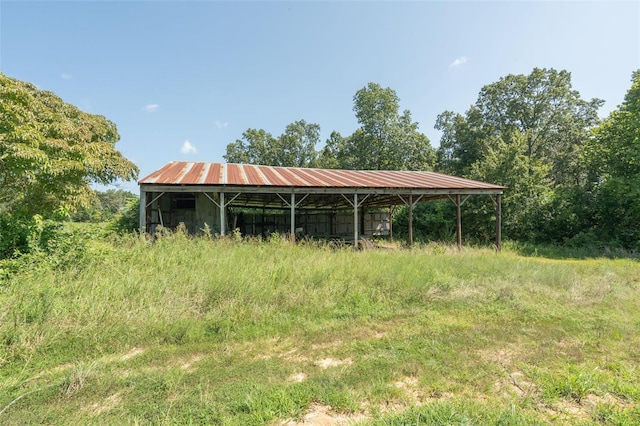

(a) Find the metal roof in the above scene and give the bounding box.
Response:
[139,162,504,191]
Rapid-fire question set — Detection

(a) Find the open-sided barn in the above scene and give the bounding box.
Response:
[138,162,505,249]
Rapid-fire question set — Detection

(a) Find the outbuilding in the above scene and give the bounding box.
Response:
[138,162,505,250]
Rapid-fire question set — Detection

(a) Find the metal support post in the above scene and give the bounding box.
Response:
[408,195,414,247]
[220,192,225,236]
[456,194,462,251]
[290,193,296,243]
[353,193,359,250]
[496,194,502,252]
[139,189,147,233]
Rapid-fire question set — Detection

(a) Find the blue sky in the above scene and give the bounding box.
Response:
[1,1,639,192]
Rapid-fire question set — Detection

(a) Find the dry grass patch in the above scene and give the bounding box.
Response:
[314,358,353,369]
[177,354,204,372]
[85,392,121,415]
[393,376,424,405]
[120,347,145,361]
[287,372,307,383]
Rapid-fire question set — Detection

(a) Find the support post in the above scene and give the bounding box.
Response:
[389,205,393,242]
[495,194,502,252]
[353,193,359,250]
[408,195,414,247]
[139,189,147,233]
[290,193,296,244]
[220,192,225,236]
[456,194,462,251]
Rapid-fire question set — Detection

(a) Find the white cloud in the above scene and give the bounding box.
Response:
[61,73,73,80]
[181,140,197,154]
[143,103,159,113]
[215,120,229,129]
[450,56,469,67]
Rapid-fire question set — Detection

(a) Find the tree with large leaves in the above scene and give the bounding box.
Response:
[0,73,138,218]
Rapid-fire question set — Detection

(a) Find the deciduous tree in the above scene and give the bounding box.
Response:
[436,68,602,186]
[324,83,435,171]
[434,68,603,243]
[0,73,138,218]
[588,70,640,248]
[224,120,320,167]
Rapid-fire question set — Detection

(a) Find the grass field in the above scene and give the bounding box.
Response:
[1,230,639,425]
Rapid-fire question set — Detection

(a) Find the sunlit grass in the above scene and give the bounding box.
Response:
[1,231,639,424]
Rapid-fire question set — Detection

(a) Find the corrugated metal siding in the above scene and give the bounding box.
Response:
[139,162,504,190]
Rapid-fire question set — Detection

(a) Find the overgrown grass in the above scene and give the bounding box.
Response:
[1,229,639,424]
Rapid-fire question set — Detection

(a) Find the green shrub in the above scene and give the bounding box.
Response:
[0,214,62,259]
[112,198,140,233]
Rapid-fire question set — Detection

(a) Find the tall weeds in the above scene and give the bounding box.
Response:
[1,229,639,424]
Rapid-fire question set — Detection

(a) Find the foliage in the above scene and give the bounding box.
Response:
[1,236,639,424]
[592,177,640,249]
[0,73,139,218]
[436,68,602,185]
[112,197,141,233]
[468,132,552,241]
[591,70,640,180]
[0,214,61,259]
[319,83,436,171]
[392,201,457,243]
[434,68,603,243]
[317,130,353,169]
[224,84,434,172]
[71,189,138,222]
[224,120,320,167]
[587,70,640,249]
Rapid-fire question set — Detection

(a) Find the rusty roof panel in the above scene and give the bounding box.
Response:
[261,166,292,186]
[204,163,221,184]
[139,162,505,190]
[240,165,258,185]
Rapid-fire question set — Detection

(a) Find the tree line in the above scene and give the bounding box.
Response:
[224,69,640,250]
[1,69,639,256]
[224,82,436,171]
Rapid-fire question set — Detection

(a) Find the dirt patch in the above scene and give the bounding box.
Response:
[314,358,352,369]
[280,403,367,426]
[493,370,538,399]
[257,345,309,363]
[478,348,518,366]
[288,372,307,383]
[312,340,343,351]
[87,392,121,415]
[582,393,634,411]
[121,347,145,361]
[281,349,310,363]
[394,376,424,405]
[549,399,591,422]
[179,354,204,372]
